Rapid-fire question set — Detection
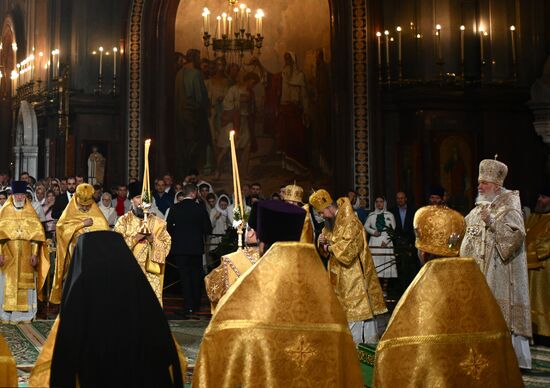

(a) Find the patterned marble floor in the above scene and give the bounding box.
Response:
[1,319,549,387]
[0,319,209,387]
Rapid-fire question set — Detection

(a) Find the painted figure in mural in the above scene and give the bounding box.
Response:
[174,49,211,175]
[276,52,309,175]
[306,48,332,175]
[243,56,267,136]
[204,57,230,175]
[87,146,106,185]
[215,72,260,178]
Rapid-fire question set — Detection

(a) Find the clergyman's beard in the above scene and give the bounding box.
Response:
[132,205,144,218]
[476,191,497,204]
[13,200,25,209]
[324,217,335,231]
[535,203,550,214]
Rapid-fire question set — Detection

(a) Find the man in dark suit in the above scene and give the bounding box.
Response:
[390,191,415,240]
[389,191,419,293]
[52,176,77,219]
[166,183,212,318]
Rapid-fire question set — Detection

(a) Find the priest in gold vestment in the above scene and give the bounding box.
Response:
[50,183,109,304]
[205,200,304,312]
[114,182,171,304]
[375,204,522,387]
[194,201,363,387]
[310,189,387,345]
[0,181,49,323]
[527,188,550,338]
[460,158,532,368]
[204,233,259,313]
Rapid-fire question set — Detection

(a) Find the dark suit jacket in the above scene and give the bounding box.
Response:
[52,192,71,219]
[166,198,212,256]
[389,205,415,240]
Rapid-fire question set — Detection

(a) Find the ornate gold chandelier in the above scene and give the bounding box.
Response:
[201,1,264,57]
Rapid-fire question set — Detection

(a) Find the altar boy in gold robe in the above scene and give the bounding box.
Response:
[374,205,523,387]
[114,182,171,304]
[0,181,49,323]
[310,189,387,345]
[50,183,109,304]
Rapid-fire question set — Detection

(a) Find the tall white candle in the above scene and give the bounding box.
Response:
[246,9,251,33]
[216,16,221,39]
[228,16,233,36]
[257,9,264,35]
[384,30,390,67]
[240,4,246,30]
[376,32,382,66]
[479,27,485,62]
[510,25,516,64]
[99,46,104,76]
[113,47,118,77]
[460,25,465,63]
[396,26,402,63]
[222,13,227,36]
[436,24,442,61]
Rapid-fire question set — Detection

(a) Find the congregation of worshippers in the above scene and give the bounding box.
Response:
[0,156,548,387]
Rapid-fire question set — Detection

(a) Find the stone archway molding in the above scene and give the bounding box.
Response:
[14,100,39,178]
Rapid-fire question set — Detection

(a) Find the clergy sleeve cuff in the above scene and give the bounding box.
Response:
[31,242,39,256]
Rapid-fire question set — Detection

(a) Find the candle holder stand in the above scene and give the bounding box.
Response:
[94,74,103,95]
[110,75,117,96]
[436,59,445,80]
[398,60,403,83]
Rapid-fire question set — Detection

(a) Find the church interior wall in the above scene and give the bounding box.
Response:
[0,0,547,210]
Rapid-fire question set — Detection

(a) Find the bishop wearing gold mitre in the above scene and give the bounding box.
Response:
[527,186,550,339]
[374,205,523,387]
[194,200,363,388]
[309,189,387,345]
[114,182,171,304]
[0,181,49,323]
[50,183,109,304]
[283,183,315,243]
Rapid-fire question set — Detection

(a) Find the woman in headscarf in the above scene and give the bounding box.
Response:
[98,192,118,228]
[164,191,184,220]
[209,194,231,248]
[364,196,397,294]
[42,189,57,238]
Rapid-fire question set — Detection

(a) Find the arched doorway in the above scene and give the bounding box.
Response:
[13,100,39,178]
[126,0,369,203]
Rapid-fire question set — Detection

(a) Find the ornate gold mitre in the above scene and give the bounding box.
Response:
[413,205,465,257]
[284,184,304,203]
[309,189,334,212]
[478,156,508,186]
[75,183,95,206]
